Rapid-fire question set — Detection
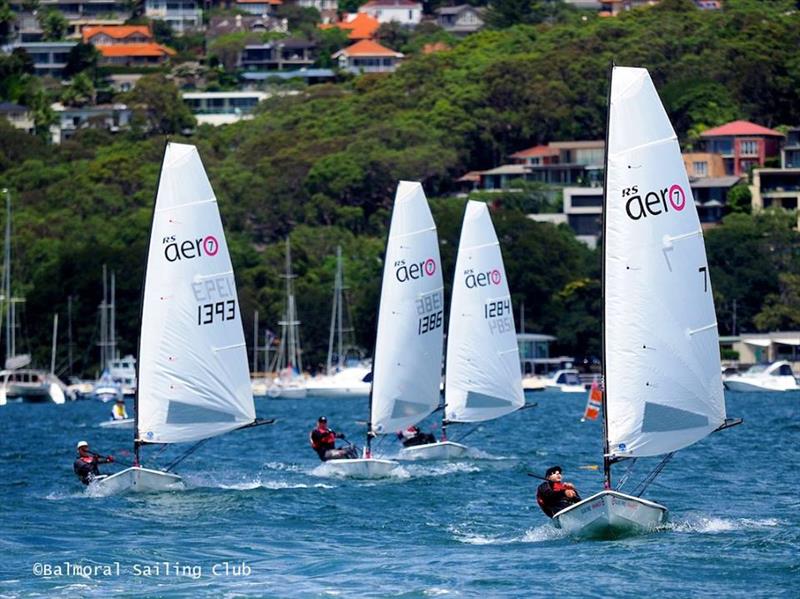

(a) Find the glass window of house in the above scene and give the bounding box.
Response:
[693,161,708,176]
[740,140,758,155]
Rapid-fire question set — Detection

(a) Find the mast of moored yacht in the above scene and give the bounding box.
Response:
[600,63,614,490]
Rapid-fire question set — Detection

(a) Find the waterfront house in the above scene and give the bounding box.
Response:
[143,0,203,34]
[699,120,784,177]
[358,0,423,26]
[435,5,485,36]
[332,40,403,74]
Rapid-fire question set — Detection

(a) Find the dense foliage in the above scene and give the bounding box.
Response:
[0,0,798,376]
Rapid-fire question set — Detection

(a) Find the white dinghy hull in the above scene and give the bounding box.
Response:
[552,490,667,538]
[99,418,134,429]
[323,458,399,479]
[398,441,468,461]
[91,467,185,495]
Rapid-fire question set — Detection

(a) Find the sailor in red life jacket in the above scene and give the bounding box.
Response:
[309,416,357,461]
[536,465,581,518]
[73,441,114,485]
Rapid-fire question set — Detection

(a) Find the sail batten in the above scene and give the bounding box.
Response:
[604,67,726,459]
[137,143,256,445]
[444,201,524,424]
[370,181,444,435]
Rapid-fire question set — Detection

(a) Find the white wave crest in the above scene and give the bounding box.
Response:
[670,515,782,534]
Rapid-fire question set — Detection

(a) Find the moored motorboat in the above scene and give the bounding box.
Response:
[723,361,800,392]
[545,369,586,393]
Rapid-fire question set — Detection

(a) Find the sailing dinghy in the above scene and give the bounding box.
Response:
[93,143,271,495]
[325,181,444,478]
[400,201,525,460]
[551,66,741,537]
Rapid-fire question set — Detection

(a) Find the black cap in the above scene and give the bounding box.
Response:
[318,416,327,423]
[545,465,562,477]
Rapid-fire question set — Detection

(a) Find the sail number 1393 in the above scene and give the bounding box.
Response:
[198,300,236,325]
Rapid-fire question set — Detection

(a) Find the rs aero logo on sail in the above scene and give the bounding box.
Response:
[464,268,502,288]
[162,234,220,262]
[394,258,436,283]
[623,183,687,220]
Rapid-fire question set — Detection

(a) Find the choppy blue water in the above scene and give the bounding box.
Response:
[1,391,797,597]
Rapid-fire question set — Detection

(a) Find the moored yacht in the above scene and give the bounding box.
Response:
[723,361,799,392]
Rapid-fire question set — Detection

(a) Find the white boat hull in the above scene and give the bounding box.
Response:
[398,441,469,461]
[99,418,134,429]
[305,384,370,398]
[723,377,799,392]
[323,458,399,478]
[552,490,668,538]
[90,467,185,495]
[546,384,586,393]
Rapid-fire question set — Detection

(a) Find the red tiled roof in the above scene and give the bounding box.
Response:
[361,0,420,6]
[320,13,380,40]
[97,43,175,58]
[335,39,402,58]
[510,144,559,158]
[422,42,450,54]
[700,120,784,138]
[82,25,151,43]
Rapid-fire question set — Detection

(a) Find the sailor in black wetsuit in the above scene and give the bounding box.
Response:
[397,425,436,447]
[73,441,114,485]
[309,416,357,461]
[536,465,581,517]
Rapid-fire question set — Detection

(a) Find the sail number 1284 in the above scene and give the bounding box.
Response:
[485,298,513,335]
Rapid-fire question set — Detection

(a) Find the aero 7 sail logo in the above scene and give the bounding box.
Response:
[163,234,220,262]
[623,183,687,221]
[465,268,502,288]
[395,258,437,283]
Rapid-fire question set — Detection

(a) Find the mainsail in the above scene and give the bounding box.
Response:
[604,67,726,458]
[444,201,523,423]
[370,181,444,434]
[137,143,255,444]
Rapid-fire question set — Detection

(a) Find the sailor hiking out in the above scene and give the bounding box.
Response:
[309,416,358,461]
[73,441,114,485]
[536,465,581,518]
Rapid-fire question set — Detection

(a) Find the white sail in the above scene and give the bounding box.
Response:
[137,143,255,444]
[605,66,725,458]
[444,201,524,423]
[370,181,444,435]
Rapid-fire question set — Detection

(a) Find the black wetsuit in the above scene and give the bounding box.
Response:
[402,431,436,447]
[73,455,106,485]
[536,481,581,517]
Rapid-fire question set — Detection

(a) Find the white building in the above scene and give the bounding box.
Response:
[144,0,203,34]
[358,0,423,26]
[182,91,268,126]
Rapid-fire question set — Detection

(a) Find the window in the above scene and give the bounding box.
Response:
[740,140,758,156]
[693,161,708,176]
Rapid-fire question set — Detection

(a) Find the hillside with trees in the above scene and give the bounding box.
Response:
[0,0,798,375]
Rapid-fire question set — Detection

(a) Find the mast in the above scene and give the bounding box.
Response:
[600,63,614,490]
[110,271,116,361]
[134,140,168,466]
[50,313,58,374]
[252,310,258,375]
[3,188,11,364]
[336,248,344,371]
[278,238,302,373]
[326,247,339,374]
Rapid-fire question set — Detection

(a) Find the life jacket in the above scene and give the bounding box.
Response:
[311,427,335,449]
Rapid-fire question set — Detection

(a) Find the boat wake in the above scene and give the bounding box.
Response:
[403,462,482,478]
[669,515,782,534]
[449,523,566,545]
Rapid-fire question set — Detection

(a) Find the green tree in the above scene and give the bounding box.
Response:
[39,9,68,41]
[61,72,95,107]
[754,273,800,331]
[64,43,99,79]
[208,32,250,71]
[124,74,195,135]
[0,0,14,44]
[726,184,751,215]
[276,4,320,38]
